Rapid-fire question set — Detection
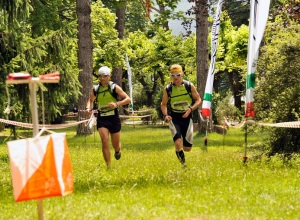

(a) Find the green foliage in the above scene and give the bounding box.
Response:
[150,0,184,30]
[269,0,300,24]
[124,1,148,33]
[91,1,125,72]
[135,105,159,124]
[125,28,190,108]
[0,0,81,122]
[222,23,248,74]
[223,0,250,27]
[214,91,242,125]
[0,0,33,24]
[181,34,197,78]
[256,23,300,155]
[209,12,248,113]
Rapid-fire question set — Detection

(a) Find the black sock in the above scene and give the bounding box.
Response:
[176,150,185,164]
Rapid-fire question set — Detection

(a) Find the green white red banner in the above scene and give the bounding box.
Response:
[245,0,270,117]
[202,0,224,117]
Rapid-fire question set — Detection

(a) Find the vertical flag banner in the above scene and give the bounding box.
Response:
[126,54,134,114]
[7,133,73,202]
[245,0,270,117]
[202,0,224,117]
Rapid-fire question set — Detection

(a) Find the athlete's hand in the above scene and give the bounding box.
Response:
[108,102,118,109]
[84,109,93,117]
[164,115,172,122]
[182,107,192,118]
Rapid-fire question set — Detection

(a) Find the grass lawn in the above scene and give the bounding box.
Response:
[0,124,300,219]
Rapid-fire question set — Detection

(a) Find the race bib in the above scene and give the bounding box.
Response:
[172,100,189,111]
[99,105,115,116]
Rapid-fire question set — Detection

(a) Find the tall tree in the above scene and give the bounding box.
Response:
[183,0,208,131]
[100,0,127,87]
[112,1,126,87]
[223,0,250,27]
[149,0,184,33]
[125,1,148,32]
[0,0,80,124]
[76,0,93,135]
[191,0,209,103]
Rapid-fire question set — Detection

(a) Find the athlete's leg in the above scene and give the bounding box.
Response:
[111,131,121,159]
[174,138,182,151]
[170,121,186,164]
[183,146,192,151]
[183,119,193,152]
[174,138,185,164]
[98,127,111,166]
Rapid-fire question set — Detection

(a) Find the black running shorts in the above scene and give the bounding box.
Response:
[97,114,121,134]
[170,111,193,147]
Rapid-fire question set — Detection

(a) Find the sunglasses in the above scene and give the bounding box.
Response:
[98,75,109,78]
[171,73,181,78]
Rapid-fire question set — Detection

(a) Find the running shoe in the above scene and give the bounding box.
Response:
[114,151,121,160]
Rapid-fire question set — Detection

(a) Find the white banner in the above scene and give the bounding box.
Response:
[245,0,270,117]
[125,54,134,113]
[202,0,224,117]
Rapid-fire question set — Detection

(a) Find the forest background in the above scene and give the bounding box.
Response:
[0,0,299,154]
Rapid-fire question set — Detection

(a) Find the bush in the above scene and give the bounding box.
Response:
[256,23,300,155]
[214,91,242,125]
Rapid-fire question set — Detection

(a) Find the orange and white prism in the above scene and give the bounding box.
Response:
[7,132,73,202]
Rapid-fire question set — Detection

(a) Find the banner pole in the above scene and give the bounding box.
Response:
[29,81,44,220]
[243,118,248,164]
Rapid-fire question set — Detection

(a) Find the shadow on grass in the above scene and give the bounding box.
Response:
[68,125,259,151]
[68,125,174,151]
[74,169,191,193]
[193,126,269,149]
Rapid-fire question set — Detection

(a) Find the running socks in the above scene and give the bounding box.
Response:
[176,150,185,164]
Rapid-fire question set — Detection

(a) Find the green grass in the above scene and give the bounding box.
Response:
[1,125,300,219]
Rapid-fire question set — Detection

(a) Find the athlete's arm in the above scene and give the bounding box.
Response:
[182,83,201,118]
[86,89,96,110]
[161,88,172,122]
[190,84,202,110]
[109,85,131,109]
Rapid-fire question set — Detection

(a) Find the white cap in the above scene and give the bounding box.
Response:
[98,66,111,76]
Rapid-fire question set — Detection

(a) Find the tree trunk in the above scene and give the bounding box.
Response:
[76,0,93,135]
[111,3,126,87]
[195,0,209,132]
[195,0,208,99]
[158,3,170,30]
[227,70,243,110]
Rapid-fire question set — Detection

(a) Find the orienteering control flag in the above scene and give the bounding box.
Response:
[7,133,73,202]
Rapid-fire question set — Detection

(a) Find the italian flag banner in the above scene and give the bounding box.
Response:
[245,0,270,117]
[202,0,224,117]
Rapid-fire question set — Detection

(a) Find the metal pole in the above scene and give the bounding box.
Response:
[243,118,248,164]
[29,81,44,220]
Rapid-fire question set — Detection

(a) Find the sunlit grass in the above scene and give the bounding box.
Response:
[1,125,300,219]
